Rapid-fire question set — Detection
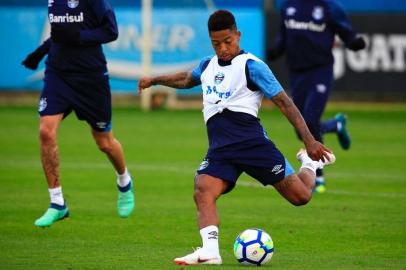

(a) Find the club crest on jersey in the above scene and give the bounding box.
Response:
[312,6,324,20]
[214,72,225,85]
[67,0,79,9]
[286,7,296,16]
[38,98,47,112]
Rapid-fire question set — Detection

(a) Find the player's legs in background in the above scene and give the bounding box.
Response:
[35,114,69,227]
[321,113,351,150]
[174,174,226,265]
[316,65,351,150]
[92,129,126,173]
[92,130,134,218]
[39,114,64,188]
[291,66,332,193]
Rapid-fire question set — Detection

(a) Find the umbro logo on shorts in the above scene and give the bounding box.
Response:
[198,159,209,171]
[271,164,284,175]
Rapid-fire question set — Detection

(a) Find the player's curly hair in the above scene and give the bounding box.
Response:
[208,10,237,32]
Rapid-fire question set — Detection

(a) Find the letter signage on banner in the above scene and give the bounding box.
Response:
[266,12,406,100]
[0,6,263,93]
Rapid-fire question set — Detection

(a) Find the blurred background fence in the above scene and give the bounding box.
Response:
[0,0,405,106]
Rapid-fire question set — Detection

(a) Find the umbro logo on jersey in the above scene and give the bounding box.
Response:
[67,0,79,9]
[271,164,284,175]
[286,7,296,16]
[48,0,54,7]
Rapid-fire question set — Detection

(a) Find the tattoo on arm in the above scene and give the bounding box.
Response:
[271,91,314,143]
[153,72,200,89]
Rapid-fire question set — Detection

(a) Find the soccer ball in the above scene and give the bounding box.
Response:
[233,228,274,266]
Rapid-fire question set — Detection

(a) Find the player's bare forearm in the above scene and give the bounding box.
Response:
[154,72,199,88]
[271,91,314,145]
[271,91,332,161]
[138,72,199,94]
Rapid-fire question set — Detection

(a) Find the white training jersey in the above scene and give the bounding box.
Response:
[192,52,282,123]
[191,51,283,149]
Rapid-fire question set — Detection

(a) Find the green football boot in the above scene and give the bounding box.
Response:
[34,203,69,227]
[117,181,134,218]
[313,177,326,194]
[335,113,351,150]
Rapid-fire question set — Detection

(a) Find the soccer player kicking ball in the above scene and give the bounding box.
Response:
[138,10,335,265]
[21,0,134,227]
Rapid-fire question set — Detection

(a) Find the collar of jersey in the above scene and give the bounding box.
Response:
[218,50,246,66]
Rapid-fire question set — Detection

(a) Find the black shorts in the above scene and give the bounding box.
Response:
[39,70,112,132]
[197,138,295,193]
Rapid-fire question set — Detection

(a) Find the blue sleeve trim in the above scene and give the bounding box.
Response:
[284,158,295,177]
[191,56,211,83]
[246,59,283,99]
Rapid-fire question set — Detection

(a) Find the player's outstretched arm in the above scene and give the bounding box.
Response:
[138,72,200,94]
[271,91,333,162]
[21,38,51,70]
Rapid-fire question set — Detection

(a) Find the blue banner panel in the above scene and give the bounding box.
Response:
[0,0,263,7]
[0,7,263,93]
[273,0,406,12]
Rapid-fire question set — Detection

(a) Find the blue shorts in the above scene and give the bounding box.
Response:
[197,138,295,193]
[289,65,333,141]
[39,70,112,132]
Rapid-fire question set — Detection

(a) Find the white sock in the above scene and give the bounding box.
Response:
[117,167,131,187]
[49,186,64,206]
[200,225,220,255]
[300,155,323,174]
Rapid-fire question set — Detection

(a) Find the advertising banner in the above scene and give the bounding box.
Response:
[0,7,263,93]
[266,12,406,99]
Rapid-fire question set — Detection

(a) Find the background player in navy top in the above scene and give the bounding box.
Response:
[22,0,135,227]
[138,10,335,265]
[267,0,366,192]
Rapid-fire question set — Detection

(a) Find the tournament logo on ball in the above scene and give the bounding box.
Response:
[312,6,324,20]
[67,0,79,9]
[38,98,47,112]
[214,72,225,85]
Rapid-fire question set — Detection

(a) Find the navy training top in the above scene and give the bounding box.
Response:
[274,0,359,71]
[45,0,118,73]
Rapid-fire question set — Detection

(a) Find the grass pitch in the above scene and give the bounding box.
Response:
[0,103,405,269]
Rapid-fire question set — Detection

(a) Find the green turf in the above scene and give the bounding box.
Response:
[0,104,405,269]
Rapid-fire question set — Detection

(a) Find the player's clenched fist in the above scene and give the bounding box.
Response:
[137,77,154,94]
